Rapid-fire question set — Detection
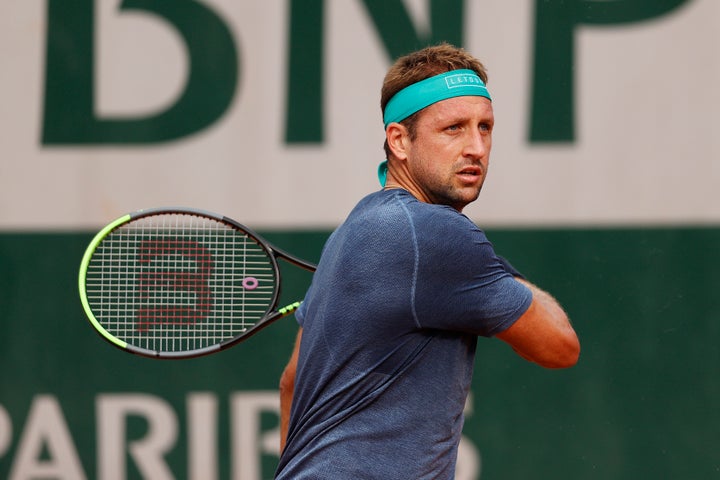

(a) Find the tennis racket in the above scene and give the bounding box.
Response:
[78,207,316,359]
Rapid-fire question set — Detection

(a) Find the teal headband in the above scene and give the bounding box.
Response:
[378,69,492,186]
[383,69,491,128]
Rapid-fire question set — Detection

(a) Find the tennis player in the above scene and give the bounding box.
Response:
[275,43,580,479]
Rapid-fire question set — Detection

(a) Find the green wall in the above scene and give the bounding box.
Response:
[0,227,718,478]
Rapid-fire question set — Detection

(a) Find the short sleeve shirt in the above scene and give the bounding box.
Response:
[275,189,532,479]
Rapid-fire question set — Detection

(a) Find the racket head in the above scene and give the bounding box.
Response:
[78,208,285,358]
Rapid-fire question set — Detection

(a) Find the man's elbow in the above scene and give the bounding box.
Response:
[540,333,581,369]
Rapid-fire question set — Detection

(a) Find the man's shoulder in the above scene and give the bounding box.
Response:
[344,189,482,239]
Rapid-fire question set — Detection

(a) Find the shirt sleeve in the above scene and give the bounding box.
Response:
[412,210,532,337]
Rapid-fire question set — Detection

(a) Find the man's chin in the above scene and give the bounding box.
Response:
[444,189,482,212]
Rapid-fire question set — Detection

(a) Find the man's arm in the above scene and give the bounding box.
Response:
[279,327,302,452]
[495,279,580,368]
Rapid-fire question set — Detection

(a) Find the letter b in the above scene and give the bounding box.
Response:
[42,0,238,144]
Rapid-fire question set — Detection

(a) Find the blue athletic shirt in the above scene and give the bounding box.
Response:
[275,189,532,479]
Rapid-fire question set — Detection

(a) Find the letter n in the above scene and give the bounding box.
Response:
[284,0,464,144]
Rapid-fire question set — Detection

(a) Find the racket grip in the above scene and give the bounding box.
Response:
[278,301,302,316]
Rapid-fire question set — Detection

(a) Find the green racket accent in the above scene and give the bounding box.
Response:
[78,214,131,350]
[278,301,302,315]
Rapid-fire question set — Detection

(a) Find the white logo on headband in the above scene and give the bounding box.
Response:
[445,72,484,89]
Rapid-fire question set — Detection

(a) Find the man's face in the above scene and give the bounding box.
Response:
[402,96,493,212]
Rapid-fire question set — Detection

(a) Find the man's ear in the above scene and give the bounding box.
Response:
[386,123,409,161]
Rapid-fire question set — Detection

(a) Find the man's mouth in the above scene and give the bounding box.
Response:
[456,166,482,179]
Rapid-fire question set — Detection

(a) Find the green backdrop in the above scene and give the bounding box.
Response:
[0,227,718,479]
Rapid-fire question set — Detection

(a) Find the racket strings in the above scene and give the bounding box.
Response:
[84,213,278,353]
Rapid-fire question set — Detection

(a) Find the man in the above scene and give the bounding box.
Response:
[275,43,580,479]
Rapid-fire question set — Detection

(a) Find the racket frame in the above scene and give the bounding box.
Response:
[78,207,315,359]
